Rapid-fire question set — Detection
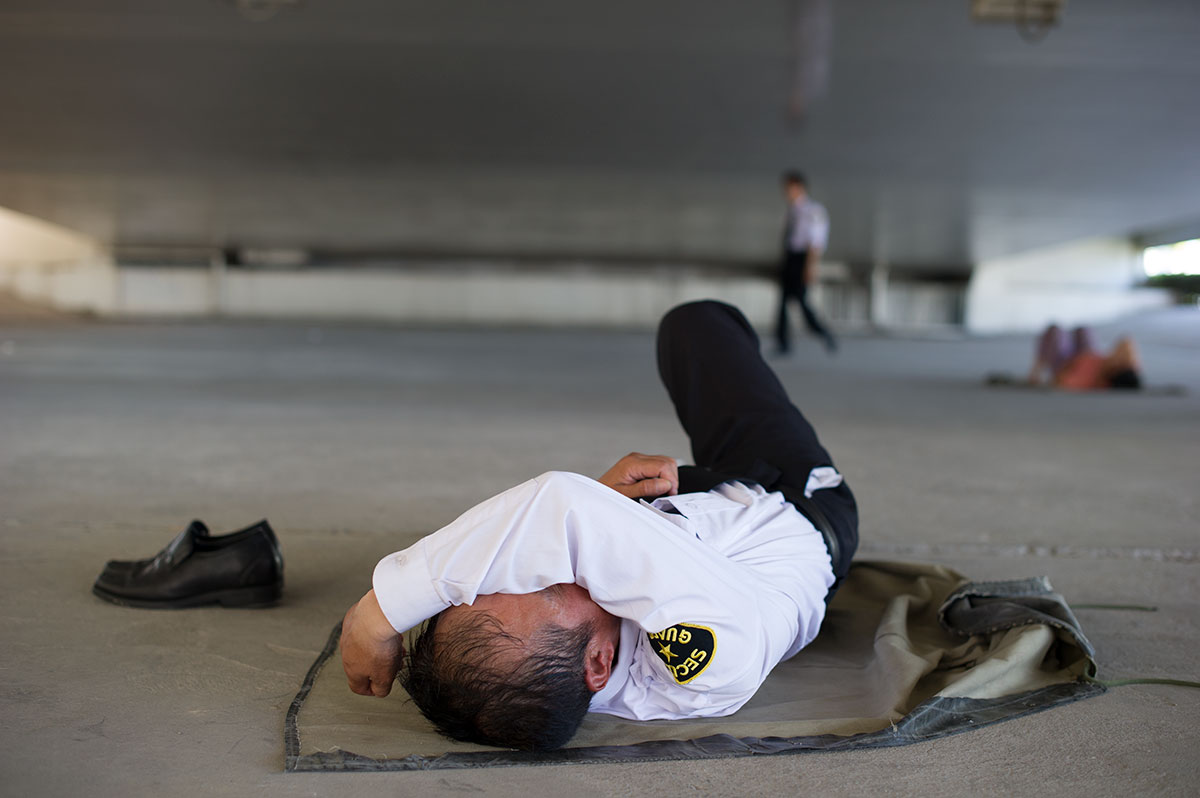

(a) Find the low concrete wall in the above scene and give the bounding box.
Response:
[5,253,968,331]
[115,267,214,316]
[2,200,962,330]
[965,236,1170,334]
[117,263,782,329]
[1,206,1171,334]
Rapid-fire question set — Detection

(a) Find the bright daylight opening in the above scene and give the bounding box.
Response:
[1143,238,1200,277]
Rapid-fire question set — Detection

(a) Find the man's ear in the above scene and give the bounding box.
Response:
[583,634,616,693]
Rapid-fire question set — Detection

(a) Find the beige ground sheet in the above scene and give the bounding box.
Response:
[285,560,1101,771]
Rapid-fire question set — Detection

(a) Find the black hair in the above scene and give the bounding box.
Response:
[1107,368,1142,390]
[399,610,596,751]
[782,169,808,187]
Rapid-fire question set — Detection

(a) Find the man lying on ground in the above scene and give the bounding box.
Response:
[339,300,859,750]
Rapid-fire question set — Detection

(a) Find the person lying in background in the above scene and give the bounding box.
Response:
[1027,324,1142,391]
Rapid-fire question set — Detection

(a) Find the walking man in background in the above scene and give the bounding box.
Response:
[777,170,837,354]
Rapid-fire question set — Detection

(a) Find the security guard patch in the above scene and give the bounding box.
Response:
[646,624,716,684]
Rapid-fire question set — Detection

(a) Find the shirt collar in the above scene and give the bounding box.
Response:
[590,619,639,708]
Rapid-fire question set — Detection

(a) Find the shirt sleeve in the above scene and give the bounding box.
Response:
[372,471,777,709]
[809,203,830,251]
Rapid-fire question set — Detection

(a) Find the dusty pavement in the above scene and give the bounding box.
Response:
[1,305,1196,797]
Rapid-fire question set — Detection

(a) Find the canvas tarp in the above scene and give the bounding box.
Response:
[284,560,1103,772]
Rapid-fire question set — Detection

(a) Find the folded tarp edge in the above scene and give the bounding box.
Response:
[284,681,1105,772]
[939,576,1097,666]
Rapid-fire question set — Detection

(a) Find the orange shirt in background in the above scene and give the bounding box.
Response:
[1056,352,1107,390]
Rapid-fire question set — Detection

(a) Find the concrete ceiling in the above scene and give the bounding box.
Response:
[1,0,1198,269]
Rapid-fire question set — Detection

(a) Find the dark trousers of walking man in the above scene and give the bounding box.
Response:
[775,250,837,354]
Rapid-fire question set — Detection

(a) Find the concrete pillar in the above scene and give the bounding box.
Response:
[964,236,1170,333]
[208,249,227,315]
[869,199,891,329]
[870,259,890,328]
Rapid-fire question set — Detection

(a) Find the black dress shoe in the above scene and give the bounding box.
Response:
[97,519,212,580]
[93,520,284,609]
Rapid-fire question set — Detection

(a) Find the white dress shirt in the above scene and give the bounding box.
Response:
[786,196,830,253]
[372,470,835,721]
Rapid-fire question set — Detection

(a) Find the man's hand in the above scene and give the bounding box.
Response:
[340,589,405,697]
[598,452,679,500]
[804,248,821,286]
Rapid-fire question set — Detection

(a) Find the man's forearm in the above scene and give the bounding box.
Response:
[370,470,763,639]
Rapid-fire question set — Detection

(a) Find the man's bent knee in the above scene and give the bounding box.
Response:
[659,300,753,340]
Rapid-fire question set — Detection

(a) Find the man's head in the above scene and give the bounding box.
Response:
[782,169,808,202]
[399,584,620,751]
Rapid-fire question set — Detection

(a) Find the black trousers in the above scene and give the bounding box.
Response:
[775,250,834,351]
[656,300,859,588]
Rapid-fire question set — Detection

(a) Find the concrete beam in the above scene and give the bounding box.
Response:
[965,236,1171,334]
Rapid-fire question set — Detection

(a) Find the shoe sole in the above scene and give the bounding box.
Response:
[91,582,283,609]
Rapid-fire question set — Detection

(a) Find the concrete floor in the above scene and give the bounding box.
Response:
[1,306,1197,797]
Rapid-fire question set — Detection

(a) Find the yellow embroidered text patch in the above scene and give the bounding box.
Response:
[646,623,716,684]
